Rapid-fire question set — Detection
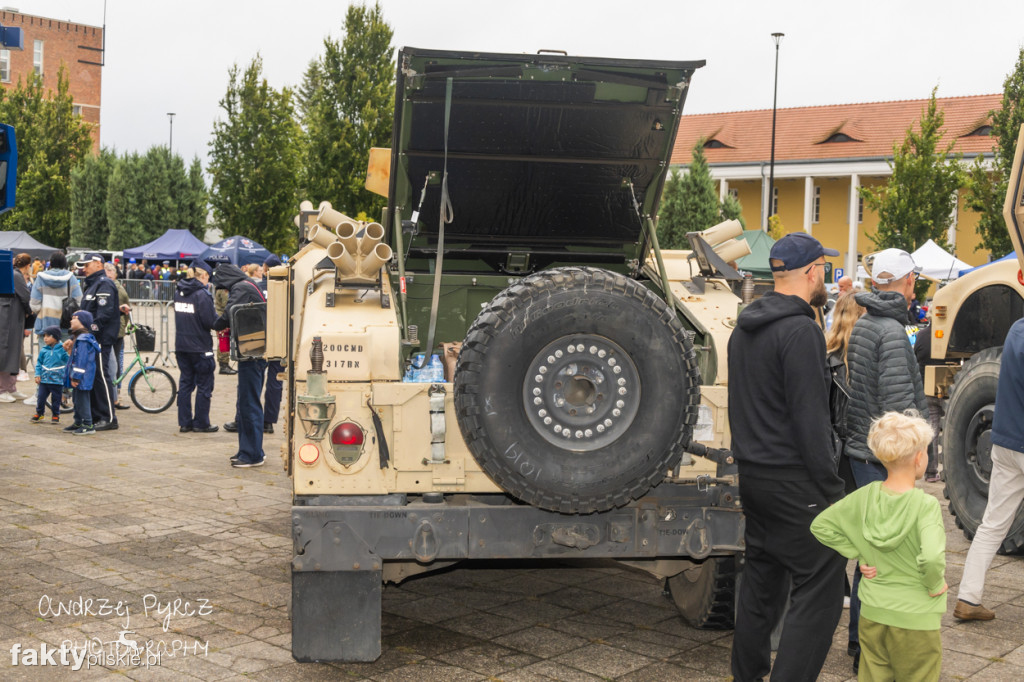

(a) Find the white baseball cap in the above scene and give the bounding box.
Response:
[865,248,921,284]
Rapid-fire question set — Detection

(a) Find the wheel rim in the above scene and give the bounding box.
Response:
[964,404,995,487]
[521,334,640,452]
[133,371,174,412]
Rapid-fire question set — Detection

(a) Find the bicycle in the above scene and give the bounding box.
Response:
[113,319,177,413]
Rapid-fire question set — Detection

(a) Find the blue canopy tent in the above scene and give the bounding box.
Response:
[198,235,271,267]
[122,229,209,261]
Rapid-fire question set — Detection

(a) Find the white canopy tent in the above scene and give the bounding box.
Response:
[854,240,970,282]
[911,239,971,281]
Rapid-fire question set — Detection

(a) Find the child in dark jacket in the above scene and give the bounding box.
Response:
[64,311,101,436]
[32,325,70,424]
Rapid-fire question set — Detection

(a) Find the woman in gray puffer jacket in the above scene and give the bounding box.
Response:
[30,251,83,337]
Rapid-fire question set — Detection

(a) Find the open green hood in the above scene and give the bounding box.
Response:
[387,47,704,270]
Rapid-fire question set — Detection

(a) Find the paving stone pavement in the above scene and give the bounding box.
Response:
[2,371,1024,680]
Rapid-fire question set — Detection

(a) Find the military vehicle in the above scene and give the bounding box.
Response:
[925,124,1024,548]
[262,47,752,663]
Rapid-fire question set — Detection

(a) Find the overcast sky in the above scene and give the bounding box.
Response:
[14,0,1024,170]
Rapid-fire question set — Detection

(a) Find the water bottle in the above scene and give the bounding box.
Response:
[404,353,425,382]
[428,354,444,383]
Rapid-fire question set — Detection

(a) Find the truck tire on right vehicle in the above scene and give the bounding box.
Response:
[943,347,1024,551]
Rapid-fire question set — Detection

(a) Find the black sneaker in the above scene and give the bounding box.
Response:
[94,421,119,431]
[63,422,82,432]
[30,414,43,423]
[219,366,238,375]
[224,422,238,432]
[179,426,193,433]
[231,459,265,468]
[74,424,96,436]
[263,423,274,434]
[193,425,219,433]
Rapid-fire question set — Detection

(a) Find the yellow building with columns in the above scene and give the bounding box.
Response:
[672,94,1002,277]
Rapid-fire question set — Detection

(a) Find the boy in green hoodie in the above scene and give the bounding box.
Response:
[811,411,946,681]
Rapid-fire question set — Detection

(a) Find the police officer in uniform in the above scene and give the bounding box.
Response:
[76,253,122,431]
[174,261,219,433]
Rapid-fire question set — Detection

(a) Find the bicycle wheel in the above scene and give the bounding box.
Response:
[129,367,177,414]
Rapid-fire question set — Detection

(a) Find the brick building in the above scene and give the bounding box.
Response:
[0,9,102,150]
[672,94,1001,274]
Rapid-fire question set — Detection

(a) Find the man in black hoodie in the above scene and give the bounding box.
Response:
[213,263,267,467]
[727,232,846,682]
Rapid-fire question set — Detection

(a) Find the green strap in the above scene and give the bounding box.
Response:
[420,77,454,368]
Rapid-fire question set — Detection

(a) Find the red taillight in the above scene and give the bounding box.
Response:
[298,443,320,464]
[332,422,364,447]
[1018,269,1024,287]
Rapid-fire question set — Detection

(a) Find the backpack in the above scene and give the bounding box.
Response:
[59,279,80,329]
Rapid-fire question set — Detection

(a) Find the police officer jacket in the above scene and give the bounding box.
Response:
[174,277,218,353]
[81,270,121,346]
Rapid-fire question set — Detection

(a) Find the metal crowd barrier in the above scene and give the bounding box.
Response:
[24,277,221,373]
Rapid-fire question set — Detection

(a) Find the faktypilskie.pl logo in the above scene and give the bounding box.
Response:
[9,594,212,671]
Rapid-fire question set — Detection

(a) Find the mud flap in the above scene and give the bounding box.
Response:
[292,569,382,662]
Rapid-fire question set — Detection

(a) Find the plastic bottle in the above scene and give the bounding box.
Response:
[428,354,444,383]
[405,353,425,382]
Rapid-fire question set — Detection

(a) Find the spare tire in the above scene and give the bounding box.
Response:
[943,347,1024,551]
[454,267,701,514]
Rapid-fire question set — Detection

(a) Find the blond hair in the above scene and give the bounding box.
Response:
[824,294,866,366]
[867,411,934,464]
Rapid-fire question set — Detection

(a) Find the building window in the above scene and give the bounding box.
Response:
[34,40,44,76]
[0,50,9,83]
[813,187,821,224]
[728,188,739,200]
[771,187,778,216]
[821,132,859,143]
[72,105,83,117]
[704,138,729,149]
[858,194,864,223]
[964,125,993,137]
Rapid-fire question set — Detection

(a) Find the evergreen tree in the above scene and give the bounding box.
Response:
[656,169,686,249]
[70,148,117,247]
[208,55,302,255]
[0,67,93,247]
[184,156,209,238]
[965,48,1024,257]
[299,2,394,218]
[860,88,963,253]
[720,193,745,228]
[106,152,151,249]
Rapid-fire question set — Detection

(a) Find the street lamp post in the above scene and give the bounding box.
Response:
[167,112,176,152]
[768,32,784,231]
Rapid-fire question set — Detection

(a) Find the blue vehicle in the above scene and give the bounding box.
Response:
[0,123,15,215]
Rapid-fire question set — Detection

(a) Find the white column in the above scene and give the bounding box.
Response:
[719,178,729,202]
[803,176,814,235]
[847,174,860,276]
[761,175,770,231]
[948,189,959,248]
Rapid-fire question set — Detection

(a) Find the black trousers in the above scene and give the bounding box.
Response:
[176,351,216,429]
[731,472,846,682]
[89,343,116,425]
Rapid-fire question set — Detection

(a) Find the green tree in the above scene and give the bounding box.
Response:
[70,147,117,247]
[860,88,963,299]
[656,169,686,249]
[300,2,394,219]
[720,193,745,228]
[105,152,150,249]
[183,156,209,238]
[0,67,93,247]
[208,55,302,255]
[661,139,722,249]
[965,48,1024,257]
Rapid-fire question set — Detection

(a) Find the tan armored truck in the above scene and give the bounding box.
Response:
[262,47,750,662]
[925,124,1024,548]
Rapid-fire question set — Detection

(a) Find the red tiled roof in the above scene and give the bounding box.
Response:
[672,94,1003,165]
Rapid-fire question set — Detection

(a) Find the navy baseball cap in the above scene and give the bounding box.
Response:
[74,252,105,268]
[189,259,212,275]
[769,233,839,272]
